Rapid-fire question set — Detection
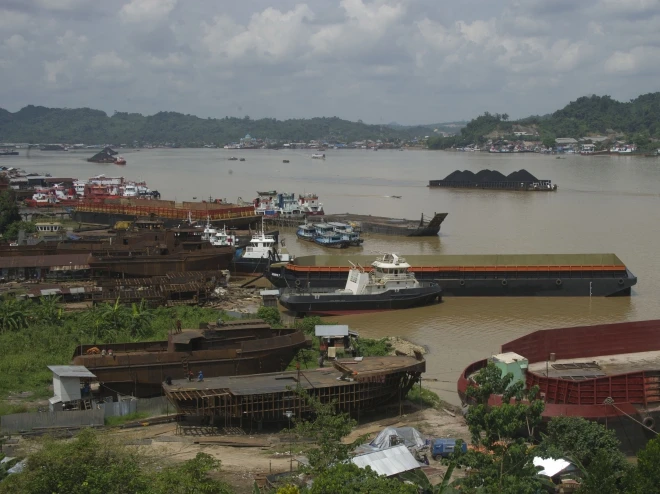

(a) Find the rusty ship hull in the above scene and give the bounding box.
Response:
[457,320,660,453]
[72,320,312,397]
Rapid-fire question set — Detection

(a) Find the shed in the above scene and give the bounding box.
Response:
[315,325,358,357]
[490,352,528,387]
[48,365,96,404]
[260,289,280,308]
[351,444,421,477]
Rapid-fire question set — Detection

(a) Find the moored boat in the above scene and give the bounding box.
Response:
[279,253,442,315]
[266,253,637,297]
[312,223,350,248]
[72,319,311,397]
[296,222,317,242]
[232,229,293,274]
[457,320,660,453]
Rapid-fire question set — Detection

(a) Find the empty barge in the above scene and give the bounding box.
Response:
[322,212,447,237]
[72,320,311,397]
[163,355,425,426]
[457,320,660,452]
[267,253,637,297]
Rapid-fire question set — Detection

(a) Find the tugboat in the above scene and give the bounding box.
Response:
[233,222,293,274]
[278,253,442,315]
[114,155,127,165]
[327,221,363,246]
[313,223,350,249]
[296,222,317,242]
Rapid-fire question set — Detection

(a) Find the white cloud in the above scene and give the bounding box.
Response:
[1,0,660,124]
[119,0,177,24]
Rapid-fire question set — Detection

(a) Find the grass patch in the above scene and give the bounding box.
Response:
[406,386,444,409]
[104,411,150,427]
[0,402,29,417]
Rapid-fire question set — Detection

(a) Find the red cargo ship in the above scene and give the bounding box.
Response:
[457,320,660,452]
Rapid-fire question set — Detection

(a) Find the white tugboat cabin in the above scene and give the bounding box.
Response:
[341,253,419,295]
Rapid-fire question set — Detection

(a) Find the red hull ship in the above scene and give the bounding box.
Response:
[458,320,660,453]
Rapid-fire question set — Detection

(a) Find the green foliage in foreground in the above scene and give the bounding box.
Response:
[0,298,223,405]
[309,463,417,494]
[0,428,233,494]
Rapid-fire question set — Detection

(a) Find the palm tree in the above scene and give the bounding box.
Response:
[127,300,154,339]
[35,295,62,324]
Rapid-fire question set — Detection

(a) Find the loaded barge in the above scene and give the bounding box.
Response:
[267,253,636,296]
[457,320,660,452]
[73,319,311,398]
[163,355,425,425]
[429,169,557,191]
[323,212,447,237]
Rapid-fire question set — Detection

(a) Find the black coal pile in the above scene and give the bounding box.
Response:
[442,169,540,183]
[87,147,118,163]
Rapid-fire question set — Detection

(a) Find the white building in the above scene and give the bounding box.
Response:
[48,365,96,410]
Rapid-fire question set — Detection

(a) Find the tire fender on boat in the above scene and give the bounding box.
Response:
[459,280,465,286]
[618,278,625,285]
[556,279,562,286]
[643,416,655,430]
[501,279,508,286]
[295,280,301,287]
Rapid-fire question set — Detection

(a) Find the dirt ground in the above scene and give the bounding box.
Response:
[95,404,470,493]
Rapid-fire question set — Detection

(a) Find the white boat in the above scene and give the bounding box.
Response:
[311,153,326,159]
[233,221,293,273]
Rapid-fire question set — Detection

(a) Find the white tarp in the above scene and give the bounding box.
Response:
[533,457,572,477]
[369,427,426,451]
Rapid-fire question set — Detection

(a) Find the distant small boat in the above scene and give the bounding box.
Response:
[114,156,126,165]
[283,160,290,163]
[228,157,238,161]
[311,153,326,159]
[391,195,402,199]
[239,158,245,162]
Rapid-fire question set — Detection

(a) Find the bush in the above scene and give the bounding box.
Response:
[257,306,281,327]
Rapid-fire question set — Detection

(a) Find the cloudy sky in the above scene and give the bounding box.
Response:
[1,0,659,124]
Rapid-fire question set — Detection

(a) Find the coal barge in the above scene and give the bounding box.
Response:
[73,319,311,398]
[163,355,426,424]
[429,169,557,191]
[267,253,636,297]
[457,320,660,453]
[279,254,442,316]
[322,212,447,237]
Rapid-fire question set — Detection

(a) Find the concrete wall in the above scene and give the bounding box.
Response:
[1,409,104,434]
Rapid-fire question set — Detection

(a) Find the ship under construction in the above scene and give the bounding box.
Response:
[163,354,426,427]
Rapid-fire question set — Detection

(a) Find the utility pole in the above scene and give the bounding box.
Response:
[285,410,293,472]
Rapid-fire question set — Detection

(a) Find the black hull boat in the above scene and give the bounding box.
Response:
[279,284,442,315]
[278,253,442,315]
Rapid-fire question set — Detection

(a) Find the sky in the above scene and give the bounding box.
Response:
[0,0,659,125]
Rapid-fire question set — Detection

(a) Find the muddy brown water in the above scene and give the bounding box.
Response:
[20,148,660,403]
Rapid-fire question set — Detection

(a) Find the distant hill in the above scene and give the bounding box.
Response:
[0,106,430,145]
[387,121,466,134]
[428,93,660,150]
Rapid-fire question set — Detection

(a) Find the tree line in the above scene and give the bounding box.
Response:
[0,105,424,145]
[428,93,660,150]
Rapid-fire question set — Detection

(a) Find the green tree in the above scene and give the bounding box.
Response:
[625,436,660,494]
[0,428,148,494]
[452,363,548,494]
[127,300,154,338]
[2,221,36,240]
[309,463,417,494]
[537,416,626,471]
[257,305,281,327]
[291,389,361,474]
[0,191,20,235]
[146,452,233,494]
[0,297,31,332]
[541,135,556,148]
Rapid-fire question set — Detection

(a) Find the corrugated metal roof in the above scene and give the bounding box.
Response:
[0,253,91,269]
[315,325,349,337]
[351,444,420,477]
[47,365,96,378]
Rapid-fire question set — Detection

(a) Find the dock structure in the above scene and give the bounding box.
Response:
[163,355,425,427]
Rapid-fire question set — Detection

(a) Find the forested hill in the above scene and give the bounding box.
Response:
[428,93,660,149]
[0,105,426,145]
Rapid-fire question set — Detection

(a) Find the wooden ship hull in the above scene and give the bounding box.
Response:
[163,355,426,426]
[72,320,312,397]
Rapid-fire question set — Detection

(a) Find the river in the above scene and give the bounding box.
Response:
[13,147,660,403]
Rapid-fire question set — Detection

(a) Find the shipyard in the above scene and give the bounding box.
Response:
[2,7,660,487]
